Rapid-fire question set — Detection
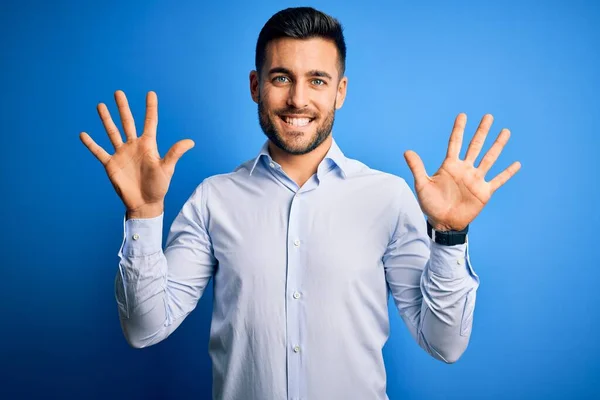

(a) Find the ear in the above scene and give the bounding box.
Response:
[335,76,348,110]
[249,70,260,104]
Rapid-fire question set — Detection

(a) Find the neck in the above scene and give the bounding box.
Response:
[268,135,333,187]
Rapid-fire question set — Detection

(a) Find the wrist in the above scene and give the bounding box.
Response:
[126,203,164,220]
[426,218,453,232]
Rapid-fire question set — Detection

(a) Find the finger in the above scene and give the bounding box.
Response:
[489,161,521,192]
[80,132,111,165]
[464,114,493,164]
[114,90,137,141]
[162,139,195,174]
[97,103,124,149]
[446,113,467,160]
[404,150,429,189]
[143,91,158,139]
[478,128,510,175]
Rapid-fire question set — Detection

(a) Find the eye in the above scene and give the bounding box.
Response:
[273,76,289,84]
[312,79,326,86]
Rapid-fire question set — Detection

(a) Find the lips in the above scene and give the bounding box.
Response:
[279,115,315,128]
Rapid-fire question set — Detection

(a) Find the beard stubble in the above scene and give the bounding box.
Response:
[257,95,336,156]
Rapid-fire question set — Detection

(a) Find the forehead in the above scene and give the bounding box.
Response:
[264,37,340,76]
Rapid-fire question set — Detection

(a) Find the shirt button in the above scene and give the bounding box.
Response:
[293,291,301,299]
[132,233,140,240]
[293,345,300,353]
[293,239,300,247]
[269,162,275,168]
[457,258,464,265]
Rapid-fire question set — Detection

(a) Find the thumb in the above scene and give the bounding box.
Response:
[403,150,429,188]
[163,139,195,174]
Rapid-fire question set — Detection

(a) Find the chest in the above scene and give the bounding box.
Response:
[207,189,393,286]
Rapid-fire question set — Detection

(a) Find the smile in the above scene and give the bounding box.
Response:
[280,115,315,128]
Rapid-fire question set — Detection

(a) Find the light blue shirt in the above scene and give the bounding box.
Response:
[115,137,480,400]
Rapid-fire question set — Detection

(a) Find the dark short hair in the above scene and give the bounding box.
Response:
[255,7,346,78]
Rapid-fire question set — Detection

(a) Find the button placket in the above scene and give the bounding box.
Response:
[286,193,303,399]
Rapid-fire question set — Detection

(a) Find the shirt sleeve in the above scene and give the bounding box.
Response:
[383,178,480,363]
[115,181,217,348]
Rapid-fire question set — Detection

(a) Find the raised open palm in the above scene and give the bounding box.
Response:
[404,113,521,231]
[79,90,194,217]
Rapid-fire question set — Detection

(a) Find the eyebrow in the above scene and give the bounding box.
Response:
[268,67,333,80]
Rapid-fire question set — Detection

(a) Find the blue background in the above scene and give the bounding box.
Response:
[1,0,598,399]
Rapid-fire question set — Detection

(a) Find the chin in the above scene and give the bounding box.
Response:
[277,134,317,154]
[273,121,316,147]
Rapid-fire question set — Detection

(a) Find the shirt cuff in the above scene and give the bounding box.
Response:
[117,213,164,258]
[428,238,478,280]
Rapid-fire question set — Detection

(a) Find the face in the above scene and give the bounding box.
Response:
[250,37,348,155]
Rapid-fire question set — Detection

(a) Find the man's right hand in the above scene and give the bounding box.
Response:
[79,90,195,219]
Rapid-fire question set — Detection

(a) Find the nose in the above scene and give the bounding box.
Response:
[286,82,309,109]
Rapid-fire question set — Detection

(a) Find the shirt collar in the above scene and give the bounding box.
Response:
[249,137,349,178]
[249,140,271,176]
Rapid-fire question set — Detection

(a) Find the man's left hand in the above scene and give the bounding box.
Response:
[404,113,521,231]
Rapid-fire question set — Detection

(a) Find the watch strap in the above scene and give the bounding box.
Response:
[426,220,469,246]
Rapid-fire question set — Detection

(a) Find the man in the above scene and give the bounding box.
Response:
[80,7,520,400]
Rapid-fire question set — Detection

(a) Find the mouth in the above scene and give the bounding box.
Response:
[279,115,316,129]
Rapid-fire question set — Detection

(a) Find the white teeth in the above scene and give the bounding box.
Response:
[284,117,311,127]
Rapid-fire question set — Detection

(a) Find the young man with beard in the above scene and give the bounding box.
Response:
[80,6,520,400]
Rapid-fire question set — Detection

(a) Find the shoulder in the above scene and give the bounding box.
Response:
[193,157,256,190]
[344,155,413,197]
[184,157,259,209]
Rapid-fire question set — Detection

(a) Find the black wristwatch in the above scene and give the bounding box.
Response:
[426,220,469,246]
